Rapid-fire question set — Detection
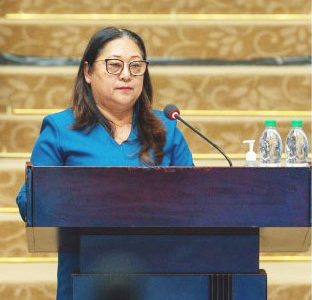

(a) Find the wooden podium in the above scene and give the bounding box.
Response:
[26,166,311,300]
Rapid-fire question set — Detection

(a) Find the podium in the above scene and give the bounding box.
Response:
[26,166,311,300]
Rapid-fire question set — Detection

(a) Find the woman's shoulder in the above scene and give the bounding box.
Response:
[44,108,75,127]
[152,109,176,127]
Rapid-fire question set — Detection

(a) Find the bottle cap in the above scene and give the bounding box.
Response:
[291,120,302,127]
[264,120,276,127]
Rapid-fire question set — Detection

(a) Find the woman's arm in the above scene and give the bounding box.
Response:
[16,115,64,221]
[170,126,194,166]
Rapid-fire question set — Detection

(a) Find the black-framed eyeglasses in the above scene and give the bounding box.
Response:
[95,59,149,76]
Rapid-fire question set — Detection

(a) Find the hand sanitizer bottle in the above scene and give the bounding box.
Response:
[243,140,257,167]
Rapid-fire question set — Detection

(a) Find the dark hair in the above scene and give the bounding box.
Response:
[71,27,166,164]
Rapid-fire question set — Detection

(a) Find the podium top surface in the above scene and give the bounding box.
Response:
[27,166,311,228]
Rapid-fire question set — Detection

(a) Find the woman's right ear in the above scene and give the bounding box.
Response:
[83,61,92,84]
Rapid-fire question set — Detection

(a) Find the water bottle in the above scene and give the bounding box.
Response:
[285,120,309,167]
[259,120,282,167]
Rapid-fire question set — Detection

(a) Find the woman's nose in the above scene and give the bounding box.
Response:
[119,64,131,81]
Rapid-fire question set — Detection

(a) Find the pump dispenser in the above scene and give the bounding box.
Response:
[243,140,257,167]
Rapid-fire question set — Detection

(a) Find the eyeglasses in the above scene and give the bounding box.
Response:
[94,58,149,76]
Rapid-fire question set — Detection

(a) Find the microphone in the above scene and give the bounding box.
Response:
[163,104,233,167]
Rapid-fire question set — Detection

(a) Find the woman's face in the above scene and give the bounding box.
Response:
[84,37,145,114]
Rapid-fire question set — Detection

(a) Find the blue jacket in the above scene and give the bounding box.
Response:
[16,108,193,300]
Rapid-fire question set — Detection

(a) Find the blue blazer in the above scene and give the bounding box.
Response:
[16,108,193,300]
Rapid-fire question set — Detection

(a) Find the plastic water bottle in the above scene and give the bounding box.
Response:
[259,120,282,167]
[285,120,309,167]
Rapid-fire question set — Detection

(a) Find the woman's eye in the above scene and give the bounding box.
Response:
[110,62,122,68]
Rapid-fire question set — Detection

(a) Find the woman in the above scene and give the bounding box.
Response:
[17,27,193,300]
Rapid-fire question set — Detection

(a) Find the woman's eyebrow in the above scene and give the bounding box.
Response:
[107,54,143,59]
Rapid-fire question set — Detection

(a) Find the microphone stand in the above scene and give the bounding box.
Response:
[176,115,233,167]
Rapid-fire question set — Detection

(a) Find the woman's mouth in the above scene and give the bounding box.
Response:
[116,86,133,91]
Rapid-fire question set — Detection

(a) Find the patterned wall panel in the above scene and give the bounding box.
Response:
[179,117,311,154]
[152,71,311,111]
[1,0,310,14]
[0,72,74,110]
[0,219,56,257]
[0,22,310,59]
[269,285,311,300]
[0,220,26,256]
[0,117,41,153]
[1,116,310,154]
[0,284,56,300]
[0,170,24,207]
[0,68,310,111]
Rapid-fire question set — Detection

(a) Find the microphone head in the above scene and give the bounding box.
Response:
[163,104,180,120]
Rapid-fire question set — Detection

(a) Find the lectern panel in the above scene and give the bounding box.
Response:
[28,167,311,228]
[80,231,259,274]
[72,273,267,300]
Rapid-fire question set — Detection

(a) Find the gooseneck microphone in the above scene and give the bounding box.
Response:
[164,104,233,167]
